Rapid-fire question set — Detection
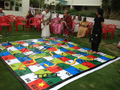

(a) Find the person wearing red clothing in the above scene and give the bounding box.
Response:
[63,11,72,41]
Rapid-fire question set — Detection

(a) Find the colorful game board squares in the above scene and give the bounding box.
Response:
[49,58,64,64]
[89,60,102,65]
[94,58,106,63]
[66,51,76,55]
[56,43,63,46]
[43,57,54,61]
[34,69,52,78]
[65,60,79,66]
[67,43,75,47]
[48,47,58,51]
[35,58,47,64]
[59,57,70,62]
[83,48,91,51]
[2,42,12,46]
[20,48,30,53]
[15,46,26,50]
[71,46,81,50]
[13,53,25,57]
[9,62,23,71]
[7,46,18,51]
[104,55,115,59]
[22,59,38,67]
[60,48,69,52]
[81,62,96,68]
[2,55,16,61]
[57,63,71,69]
[86,55,97,59]
[65,66,81,75]
[97,52,107,56]
[47,65,63,73]
[5,58,21,65]
[33,44,41,47]
[15,67,32,76]
[42,75,62,86]
[17,41,25,44]
[10,50,22,55]
[0,51,11,56]
[56,70,73,80]
[65,55,77,60]
[20,73,38,84]
[76,59,86,64]
[39,61,54,68]
[53,54,63,58]
[23,51,34,56]
[28,64,45,72]
[17,56,31,62]
[99,56,111,61]
[74,64,89,71]
[27,79,50,90]
[54,50,63,54]
[77,48,87,52]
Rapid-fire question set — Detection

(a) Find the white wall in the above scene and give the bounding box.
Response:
[45,0,102,6]
[3,0,30,17]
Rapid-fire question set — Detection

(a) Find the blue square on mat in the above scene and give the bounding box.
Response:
[65,67,81,75]
[39,61,54,68]
[100,56,111,61]
[60,48,69,52]
[0,52,11,56]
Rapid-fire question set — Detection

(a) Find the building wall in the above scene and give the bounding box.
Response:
[3,0,30,17]
[45,0,102,6]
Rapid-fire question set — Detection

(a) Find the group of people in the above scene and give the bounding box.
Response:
[0,6,105,53]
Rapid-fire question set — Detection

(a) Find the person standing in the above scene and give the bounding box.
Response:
[63,11,72,41]
[90,8,104,53]
[41,7,51,38]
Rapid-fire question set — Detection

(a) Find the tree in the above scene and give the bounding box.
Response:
[102,0,111,18]
[111,0,120,13]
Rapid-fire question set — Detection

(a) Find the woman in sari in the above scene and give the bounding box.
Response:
[52,13,62,34]
[41,7,51,38]
[77,17,89,38]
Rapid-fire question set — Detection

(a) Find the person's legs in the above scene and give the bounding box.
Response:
[91,42,100,52]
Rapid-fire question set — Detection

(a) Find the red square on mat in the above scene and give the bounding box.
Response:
[48,47,57,51]
[56,43,63,46]
[2,55,16,61]
[27,79,49,90]
[47,65,63,73]
[20,48,30,53]
[72,46,81,50]
[66,51,76,55]
[59,57,70,62]
[22,60,38,67]
[86,55,97,59]
[17,41,25,44]
[81,62,96,68]
[33,44,41,47]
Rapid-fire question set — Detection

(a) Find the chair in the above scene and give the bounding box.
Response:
[102,24,108,39]
[72,21,76,35]
[29,17,40,32]
[86,22,93,37]
[15,16,27,32]
[7,15,16,26]
[105,24,116,39]
[0,16,12,33]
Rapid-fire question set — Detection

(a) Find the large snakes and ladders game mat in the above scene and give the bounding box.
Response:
[0,38,120,90]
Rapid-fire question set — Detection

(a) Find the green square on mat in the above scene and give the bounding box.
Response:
[65,55,77,60]
[15,67,32,76]
[35,58,47,64]
[57,63,71,69]
[89,60,102,65]
[42,76,62,86]
[13,53,25,57]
